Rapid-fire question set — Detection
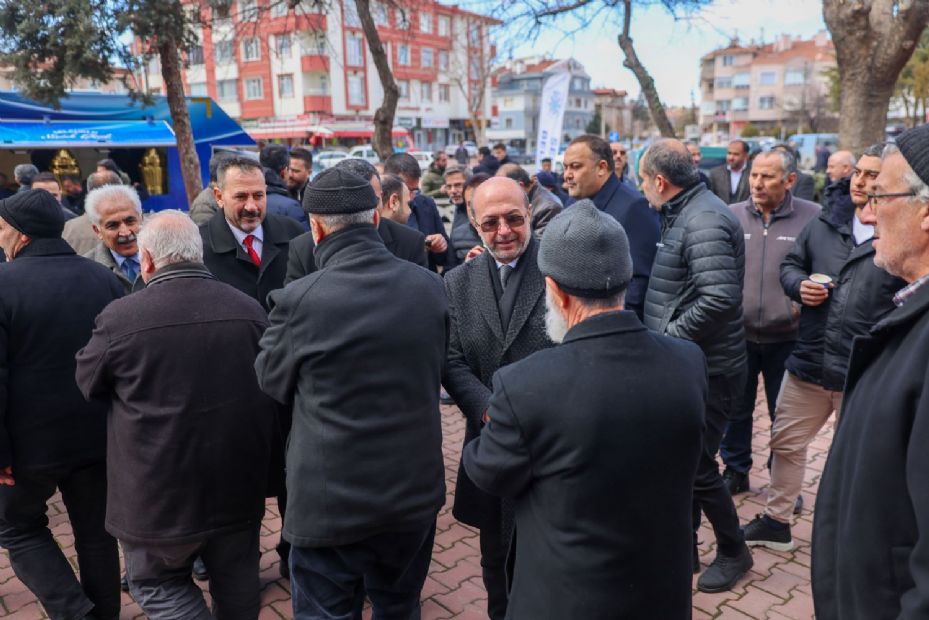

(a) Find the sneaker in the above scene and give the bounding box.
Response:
[696,545,753,593]
[192,556,209,581]
[722,468,749,495]
[743,514,794,552]
[794,494,804,515]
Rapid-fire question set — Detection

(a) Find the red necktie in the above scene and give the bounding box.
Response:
[243,234,261,267]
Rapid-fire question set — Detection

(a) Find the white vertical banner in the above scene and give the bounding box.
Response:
[535,71,572,168]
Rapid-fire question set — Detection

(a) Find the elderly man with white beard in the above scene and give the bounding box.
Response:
[463,200,707,618]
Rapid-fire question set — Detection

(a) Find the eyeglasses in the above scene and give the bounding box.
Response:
[867,191,916,208]
[477,214,526,233]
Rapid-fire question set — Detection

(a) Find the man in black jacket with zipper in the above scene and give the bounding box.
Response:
[640,139,752,593]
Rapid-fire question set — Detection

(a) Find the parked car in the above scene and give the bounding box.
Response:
[408,150,434,172]
[317,150,349,169]
[348,145,379,164]
[505,146,534,165]
[445,141,478,159]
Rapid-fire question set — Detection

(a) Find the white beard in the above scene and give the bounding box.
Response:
[544,289,568,344]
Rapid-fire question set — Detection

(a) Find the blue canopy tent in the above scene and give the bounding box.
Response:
[0,92,255,210]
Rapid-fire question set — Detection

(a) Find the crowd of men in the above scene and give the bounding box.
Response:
[1,125,929,620]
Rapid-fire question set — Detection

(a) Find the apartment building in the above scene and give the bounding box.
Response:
[486,57,594,153]
[699,30,836,138]
[141,0,498,150]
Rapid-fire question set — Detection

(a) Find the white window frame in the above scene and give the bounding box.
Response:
[214,40,234,64]
[242,37,261,62]
[398,79,410,100]
[438,83,450,102]
[421,47,433,68]
[238,0,258,21]
[278,74,294,98]
[421,81,432,101]
[438,15,450,37]
[348,73,366,106]
[346,34,364,67]
[397,44,410,66]
[245,77,264,100]
[217,79,237,101]
[419,11,432,33]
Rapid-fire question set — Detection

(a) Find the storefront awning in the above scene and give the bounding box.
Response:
[0,120,176,148]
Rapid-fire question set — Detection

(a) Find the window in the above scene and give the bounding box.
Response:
[372,1,388,25]
[716,100,731,112]
[245,77,263,100]
[238,0,257,21]
[732,97,749,111]
[421,47,433,68]
[242,37,260,61]
[732,73,750,89]
[419,12,432,33]
[715,76,732,89]
[438,15,450,36]
[505,118,512,129]
[398,79,409,100]
[395,9,410,29]
[214,40,234,64]
[344,1,361,27]
[469,25,480,47]
[189,82,208,97]
[213,0,231,19]
[759,71,776,86]
[346,34,364,67]
[271,1,288,17]
[275,34,292,58]
[278,74,294,98]
[574,98,581,108]
[348,73,365,106]
[722,55,734,66]
[397,44,410,66]
[785,69,806,85]
[300,31,326,55]
[439,83,450,102]
[421,82,432,101]
[758,95,776,109]
[438,50,449,71]
[188,45,204,66]
[217,79,237,101]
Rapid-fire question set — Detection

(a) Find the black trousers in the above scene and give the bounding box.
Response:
[0,461,119,620]
[479,507,509,620]
[693,370,747,557]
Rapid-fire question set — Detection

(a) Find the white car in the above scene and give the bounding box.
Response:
[408,150,433,172]
[316,151,348,169]
[348,145,379,164]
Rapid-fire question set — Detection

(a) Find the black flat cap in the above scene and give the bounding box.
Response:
[0,189,65,238]
[303,167,378,214]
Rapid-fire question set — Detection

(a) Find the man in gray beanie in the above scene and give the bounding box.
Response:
[463,199,707,619]
[812,125,929,619]
[0,189,124,619]
[255,167,448,619]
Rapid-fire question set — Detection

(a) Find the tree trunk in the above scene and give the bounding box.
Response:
[355,0,398,161]
[618,0,674,138]
[824,0,929,153]
[158,35,202,206]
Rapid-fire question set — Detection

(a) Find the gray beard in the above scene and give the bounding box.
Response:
[544,289,568,344]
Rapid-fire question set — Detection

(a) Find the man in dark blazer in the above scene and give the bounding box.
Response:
[442,176,553,620]
[200,156,304,312]
[561,134,659,320]
[255,168,447,619]
[0,190,124,620]
[76,210,277,618]
[285,161,426,285]
[464,200,706,619]
[709,139,752,204]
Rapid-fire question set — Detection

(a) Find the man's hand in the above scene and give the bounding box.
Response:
[425,234,447,254]
[0,466,15,486]
[465,245,485,262]
[800,279,832,307]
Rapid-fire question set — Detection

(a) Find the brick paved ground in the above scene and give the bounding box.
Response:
[0,386,833,619]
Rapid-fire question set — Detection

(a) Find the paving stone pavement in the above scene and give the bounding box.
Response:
[0,385,831,619]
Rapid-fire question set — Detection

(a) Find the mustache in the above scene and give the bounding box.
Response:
[116,233,137,244]
[239,208,261,218]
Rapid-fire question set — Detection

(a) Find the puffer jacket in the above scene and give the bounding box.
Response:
[643,182,746,376]
[779,201,905,392]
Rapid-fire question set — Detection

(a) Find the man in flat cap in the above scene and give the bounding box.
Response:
[463,200,706,619]
[812,125,929,619]
[0,190,124,620]
[255,168,448,619]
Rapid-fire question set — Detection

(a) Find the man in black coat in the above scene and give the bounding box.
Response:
[561,134,660,319]
[465,200,706,619]
[708,139,752,204]
[76,210,276,618]
[0,190,123,620]
[284,160,426,284]
[640,139,753,593]
[201,156,304,312]
[442,176,553,620]
[812,129,929,618]
[255,168,447,619]
[260,144,309,230]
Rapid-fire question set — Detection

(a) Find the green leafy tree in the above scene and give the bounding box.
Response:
[586,109,603,135]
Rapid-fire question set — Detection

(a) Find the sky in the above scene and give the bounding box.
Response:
[455,0,828,106]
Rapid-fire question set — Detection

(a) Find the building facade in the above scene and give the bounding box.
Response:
[592,88,630,139]
[486,57,594,153]
[141,0,498,150]
[699,30,836,138]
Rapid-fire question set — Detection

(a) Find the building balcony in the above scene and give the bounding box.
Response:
[304,95,332,113]
[301,55,329,73]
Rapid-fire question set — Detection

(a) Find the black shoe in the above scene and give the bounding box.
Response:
[743,514,794,551]
[696,545,753,593]
[722,468,750,495]
[192,556,209,581]
[120,573,130,592]
[794,494,804,515]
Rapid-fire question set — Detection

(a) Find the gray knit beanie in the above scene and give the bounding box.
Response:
[895,123,929,187]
